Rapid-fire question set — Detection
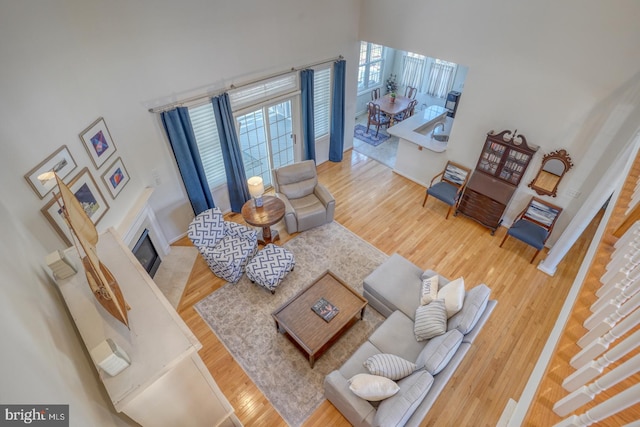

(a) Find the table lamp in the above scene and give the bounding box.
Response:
[248,176,265,207]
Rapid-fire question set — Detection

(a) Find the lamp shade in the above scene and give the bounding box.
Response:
[247,176,264,198]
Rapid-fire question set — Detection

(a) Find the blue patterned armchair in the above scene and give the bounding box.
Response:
[188,208,258,283]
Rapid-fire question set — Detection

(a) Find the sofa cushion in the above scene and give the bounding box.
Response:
[369,311,427,362]
[363,254,424,320]
[364,354,417,381]
[415,329,464,375]
[339,341,382,380]
[437,277,465,318]
[420,275,439,306]
[373,370,434,427]
[448,284,491,335]
[348,373,399,402]
[414,299,447,341]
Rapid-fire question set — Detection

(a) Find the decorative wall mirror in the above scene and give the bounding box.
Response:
[529,149,573,197]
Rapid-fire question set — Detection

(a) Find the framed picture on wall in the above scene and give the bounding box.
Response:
[79,117,117,168]
[101,157,130,199]
[24,145,77,199]
[42,167,109,245]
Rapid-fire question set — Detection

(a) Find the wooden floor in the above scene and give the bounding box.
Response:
[174,149,600,427]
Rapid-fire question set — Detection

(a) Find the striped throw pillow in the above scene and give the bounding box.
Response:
[364,354,417,381]
[414,299,447,341]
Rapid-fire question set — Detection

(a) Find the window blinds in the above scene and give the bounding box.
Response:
[313,67,331,139]
[229,73,298,111]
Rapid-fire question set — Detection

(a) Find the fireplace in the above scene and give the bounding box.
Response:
[132,229,162,278]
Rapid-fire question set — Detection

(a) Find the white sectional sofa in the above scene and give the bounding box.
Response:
[324,253,497,427]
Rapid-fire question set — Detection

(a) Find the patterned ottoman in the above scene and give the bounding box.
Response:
[245,244,295,294]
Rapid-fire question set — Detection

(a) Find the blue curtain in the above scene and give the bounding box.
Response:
[211,93,250,213]
[329,59,346,162]
[160,107,215,215]
[300,69,316,162]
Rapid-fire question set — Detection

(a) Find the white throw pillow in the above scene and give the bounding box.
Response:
[364,354,417,381]
[420,275,439,305]
[437,277,466,318]
[348,373,400,401]
[414,299,447,341]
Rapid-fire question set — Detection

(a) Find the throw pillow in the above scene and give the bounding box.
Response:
[414,299,447,341]
[437,277,466,318]
[348,373,400,401]
[420,275,439,306]
[364,354,417,381]
[373,370,434,427]
[415,329,464,375]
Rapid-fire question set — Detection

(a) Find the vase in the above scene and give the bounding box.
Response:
[390,97,396,104]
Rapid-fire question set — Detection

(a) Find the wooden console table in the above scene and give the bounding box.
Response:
[56,228,241,427]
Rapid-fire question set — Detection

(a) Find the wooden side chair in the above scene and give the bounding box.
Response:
[405,86,417,99]
[500,197,563,263]
[371,88,380,101]
[423,161,471,219]
[366,102,390,137]
[395,99,418,122]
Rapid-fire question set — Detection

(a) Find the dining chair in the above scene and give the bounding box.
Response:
[423,161,471,219]
[366,102,390,137]
[405,86,417,99]
[499,197,563,263]
[371,88,380,101]
[395,99,418,122]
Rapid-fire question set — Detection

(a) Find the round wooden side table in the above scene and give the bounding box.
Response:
[241,195,286,245]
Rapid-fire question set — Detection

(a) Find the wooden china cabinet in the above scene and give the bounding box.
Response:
[456,129,538,234]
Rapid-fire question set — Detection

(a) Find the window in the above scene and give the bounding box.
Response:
[313,67,331,140]
[425,59,457,99]
[189,103,226,189]
[358,41,384,92]
[400,52,426,92]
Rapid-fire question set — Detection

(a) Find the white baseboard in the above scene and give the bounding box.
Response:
[497,398,518,427]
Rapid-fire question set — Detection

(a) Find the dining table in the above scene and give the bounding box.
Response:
[372,94,412,126]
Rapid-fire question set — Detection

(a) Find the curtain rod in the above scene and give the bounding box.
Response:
[148,55,343,113]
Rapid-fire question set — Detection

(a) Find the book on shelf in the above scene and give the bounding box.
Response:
[311,297,339,322]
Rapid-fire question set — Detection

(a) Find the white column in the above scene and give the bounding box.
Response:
[538,140,639,276]
[563,329,640,391]
[553,383,640,426]
[571,308,640,367]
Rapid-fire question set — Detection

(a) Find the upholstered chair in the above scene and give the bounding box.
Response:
[273,160,335,234]
[500,197,563,263]
[366,102,390,137]
[188,207,258,283]
[423,161,471,219]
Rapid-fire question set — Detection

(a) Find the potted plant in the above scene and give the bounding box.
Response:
[390,92,396,103]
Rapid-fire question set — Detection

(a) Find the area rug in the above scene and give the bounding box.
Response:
[354,123,390,146]
[153,246,198,308]
[195,222,388,426]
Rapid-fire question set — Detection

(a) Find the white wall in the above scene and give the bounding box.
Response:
[0,196,133,426]
[3,0,361,253]
[0,0,362,421]
[360,0,640,242]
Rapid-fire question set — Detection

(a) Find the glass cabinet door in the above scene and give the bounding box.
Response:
[478,140,505,175]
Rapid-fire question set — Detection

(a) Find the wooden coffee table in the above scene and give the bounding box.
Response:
[241,195,285,245]
[271,270,367,368]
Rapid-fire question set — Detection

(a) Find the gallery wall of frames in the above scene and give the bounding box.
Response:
[24,117,131,246]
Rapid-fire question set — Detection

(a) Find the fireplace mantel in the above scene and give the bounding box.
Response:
[117,187,170,258]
